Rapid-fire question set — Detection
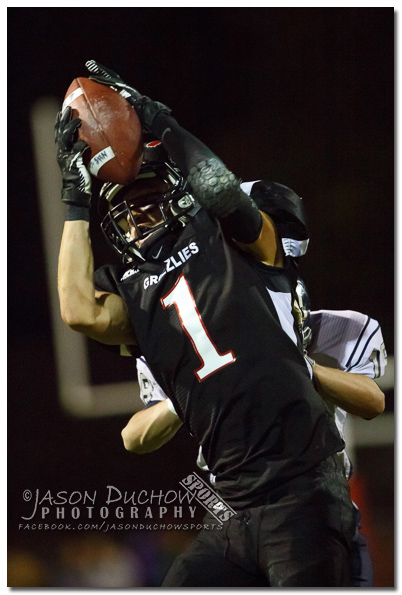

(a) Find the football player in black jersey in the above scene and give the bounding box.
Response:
[123,305,385,587]
[56,60,357,586]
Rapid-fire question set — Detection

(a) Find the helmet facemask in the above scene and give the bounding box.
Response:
[100,156,196,264]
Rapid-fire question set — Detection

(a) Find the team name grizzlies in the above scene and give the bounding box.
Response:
[144,242,199,289]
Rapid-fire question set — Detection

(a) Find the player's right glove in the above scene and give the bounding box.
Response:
[55,107,91,213]
[85,60,171,133]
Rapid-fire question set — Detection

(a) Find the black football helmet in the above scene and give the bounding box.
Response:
[99,141,198,263]
[246,180,310,257]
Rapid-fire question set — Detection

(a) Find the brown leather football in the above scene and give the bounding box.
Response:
[63,77,143,184]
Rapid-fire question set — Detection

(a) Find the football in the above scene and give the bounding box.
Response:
[62,77,143,185]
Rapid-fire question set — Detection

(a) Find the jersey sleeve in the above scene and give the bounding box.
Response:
[94,264,125,293]
[308,309,387,379]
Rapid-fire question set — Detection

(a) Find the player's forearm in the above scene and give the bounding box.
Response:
[153,115,283,258]
[121,402,183,454]
[313,364,385,419]
[58,220,97,329]
[152,113,215,178]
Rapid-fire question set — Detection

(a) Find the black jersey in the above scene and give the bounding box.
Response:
[94,210,343,509]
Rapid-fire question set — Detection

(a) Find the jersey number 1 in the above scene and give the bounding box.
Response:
[161,274,235,381]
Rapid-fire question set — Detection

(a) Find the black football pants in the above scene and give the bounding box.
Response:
[162,454,355,587]
[349,507,374,587]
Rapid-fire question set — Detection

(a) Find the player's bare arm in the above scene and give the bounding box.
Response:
[313,364,385,419]
[236,211,284,267]
[121,401,183,454]
[58,221,134,344]
[56,107,137,346]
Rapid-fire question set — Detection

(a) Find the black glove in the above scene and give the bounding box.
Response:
[85,60,171,133]
[55,107,91,210]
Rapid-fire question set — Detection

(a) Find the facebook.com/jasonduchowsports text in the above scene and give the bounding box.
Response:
[18,474,236,532]
[18,521,220,533]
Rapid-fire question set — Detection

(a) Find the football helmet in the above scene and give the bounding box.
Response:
[99,141,197,263]
[242,180,310,257]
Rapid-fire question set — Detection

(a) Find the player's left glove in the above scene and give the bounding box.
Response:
[85,60,171,133]
[55,106,91,214]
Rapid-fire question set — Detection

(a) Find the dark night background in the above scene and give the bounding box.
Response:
[8,8,394,587]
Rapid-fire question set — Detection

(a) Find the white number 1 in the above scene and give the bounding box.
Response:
[161,274,236,381]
